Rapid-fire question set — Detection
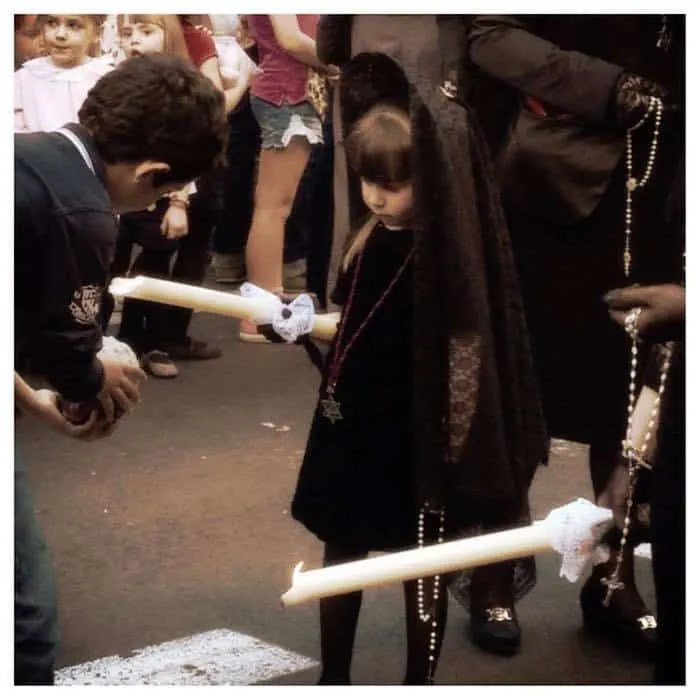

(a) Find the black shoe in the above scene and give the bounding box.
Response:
[580,566,657,661]
[161,337,222,360]
[468,561,521,657]
[469,604,521,656]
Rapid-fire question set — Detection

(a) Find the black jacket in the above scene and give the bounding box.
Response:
[465,15,684,225]
[15,124,117,401]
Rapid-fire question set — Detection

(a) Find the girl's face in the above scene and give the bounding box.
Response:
[120,19,165,57]
[41,15,97,68]
[360,178,414,228]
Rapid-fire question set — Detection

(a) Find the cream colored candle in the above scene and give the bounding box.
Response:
[109,276,339,341]
[281,523,552,607]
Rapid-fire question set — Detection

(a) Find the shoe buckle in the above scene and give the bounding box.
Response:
[485,607,513,622]
[637,614,657,630]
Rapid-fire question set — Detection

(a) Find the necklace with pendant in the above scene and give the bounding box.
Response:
[321,241,415,423]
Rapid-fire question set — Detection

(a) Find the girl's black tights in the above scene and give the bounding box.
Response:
[318,541,448,685]
[317,543,365,685]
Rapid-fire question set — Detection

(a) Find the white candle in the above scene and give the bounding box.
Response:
[109,276,339,341]
[311,312,340,342]
[280,522,552,607]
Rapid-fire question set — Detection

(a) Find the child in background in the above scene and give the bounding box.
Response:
[239,15,337,341]
[108,15,199,378]
[14,15,43,70]
[14,14,110,133]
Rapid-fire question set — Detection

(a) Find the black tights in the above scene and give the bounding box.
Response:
[318,541,448,685]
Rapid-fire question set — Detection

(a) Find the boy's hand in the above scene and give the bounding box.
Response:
[97,356,146,423]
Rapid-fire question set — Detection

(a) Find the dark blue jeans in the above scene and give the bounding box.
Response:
[285,113,335,301]
[212,98,261,257]
[15,447,58,685]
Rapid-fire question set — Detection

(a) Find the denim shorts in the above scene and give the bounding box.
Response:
[250,95,324,149]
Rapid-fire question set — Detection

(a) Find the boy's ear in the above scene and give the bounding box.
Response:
[132,161,171,184]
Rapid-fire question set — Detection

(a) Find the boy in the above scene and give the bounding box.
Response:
[14,54,227,684]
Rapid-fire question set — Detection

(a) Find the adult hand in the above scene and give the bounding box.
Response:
[603,284,684,342]
[97,355,146,423]
[613,72,675,129]
[325,63,340,85]
[161,204,189,240]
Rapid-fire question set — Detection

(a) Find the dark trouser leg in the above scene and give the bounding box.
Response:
[318,543,367,684]
[15,449,58,685]
[159,203,217,343]
[283,150,314,267]
[650,356,685,684]
[402,576,448,684]
[213,101,260,256]
[99,226,136,332]
[304,117,335,304]
[651,471,685,683]
[118,247,174,354]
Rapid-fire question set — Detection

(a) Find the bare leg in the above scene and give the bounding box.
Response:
[245,137,312,292]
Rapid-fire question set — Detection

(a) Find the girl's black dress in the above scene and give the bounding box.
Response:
[291,222,418,551]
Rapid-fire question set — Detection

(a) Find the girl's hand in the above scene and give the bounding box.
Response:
[161,204,189,240]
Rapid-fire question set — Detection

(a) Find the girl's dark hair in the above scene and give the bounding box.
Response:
[79,54,227,185]
[344,103,412,187]
[342,104,413,269]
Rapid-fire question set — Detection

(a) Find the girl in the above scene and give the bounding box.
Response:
[316,19,548,659]
[14,14,110,133]
[290,90,547,684]
[238,15,338,341]
[291,105,436,684]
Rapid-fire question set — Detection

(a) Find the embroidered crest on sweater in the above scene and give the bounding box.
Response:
[69,285,101,325]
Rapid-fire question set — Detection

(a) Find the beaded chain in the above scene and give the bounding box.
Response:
[601,314,673,606]
[416,503,445,683]
[603,90,670,603]
[623,96,663,279]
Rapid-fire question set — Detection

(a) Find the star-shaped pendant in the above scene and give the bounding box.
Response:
[321,392,343,423]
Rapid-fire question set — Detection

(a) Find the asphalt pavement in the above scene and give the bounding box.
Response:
[14,287,660,687]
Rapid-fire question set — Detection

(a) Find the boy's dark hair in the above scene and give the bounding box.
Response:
[79,54,227,185]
